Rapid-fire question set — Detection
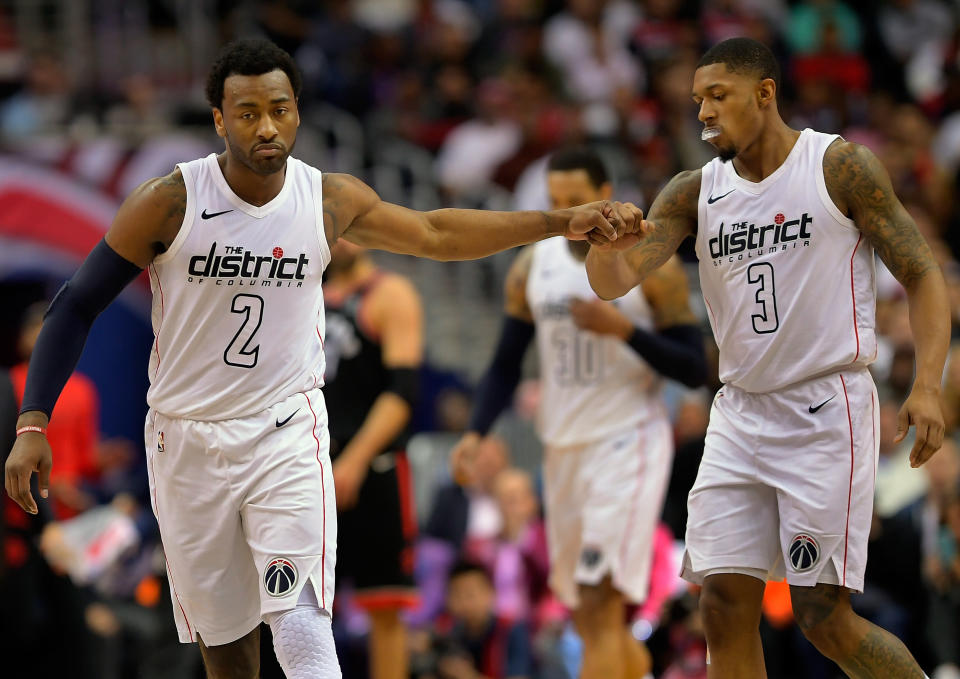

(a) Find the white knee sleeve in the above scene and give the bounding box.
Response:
[265,586,341,679]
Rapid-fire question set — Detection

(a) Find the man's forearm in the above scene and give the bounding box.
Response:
[422,208,570,261]
[906,269,951,391]
[586,249,643,300]
[339,392,411,465]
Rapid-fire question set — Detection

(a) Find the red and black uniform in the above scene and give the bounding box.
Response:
[323,275,418,609]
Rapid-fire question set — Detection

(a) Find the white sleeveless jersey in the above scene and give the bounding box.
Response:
[527,237,663,447]
[695,129,877,393]
[146,154,330,420]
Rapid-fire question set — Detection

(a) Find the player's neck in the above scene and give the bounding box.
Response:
[217,153,286,207]
[731,121,801,183]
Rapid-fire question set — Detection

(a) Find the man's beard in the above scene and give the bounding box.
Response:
[227,135,295,176]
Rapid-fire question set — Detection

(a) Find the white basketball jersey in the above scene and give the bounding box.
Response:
[527,237,663,447]
[146,153,330,420]
[695,129,877,393]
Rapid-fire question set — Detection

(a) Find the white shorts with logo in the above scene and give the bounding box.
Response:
[144,388,337,645]
[681,368,879,592]
[543,417,673,608]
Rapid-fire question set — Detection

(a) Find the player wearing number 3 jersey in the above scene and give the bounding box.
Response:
[3,40,640,679]
[587,38,949,678]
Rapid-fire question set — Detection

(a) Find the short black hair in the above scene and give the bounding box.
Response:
[448,560,492,585]
[697,37,780,92]
[547,146,610,188]
[205,38,302,109]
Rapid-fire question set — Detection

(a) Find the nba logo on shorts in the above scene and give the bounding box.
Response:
[789,534,820,572]
[264,557,298,597]
[157,432,165,453]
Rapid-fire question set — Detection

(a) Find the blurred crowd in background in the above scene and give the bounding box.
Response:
[1,0,960,678]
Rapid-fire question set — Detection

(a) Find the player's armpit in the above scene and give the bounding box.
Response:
[322,172,380,246]
[503,247,534,323]
[106,169,187,268]
[821,141,938,289]
[640,255,697,330]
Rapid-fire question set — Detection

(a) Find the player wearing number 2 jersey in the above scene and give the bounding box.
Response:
[452,148,707,679]
[4,40,639,679]
[587,38,949,678]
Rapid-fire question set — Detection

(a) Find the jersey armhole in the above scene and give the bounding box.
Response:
[694,162,714,258]
[816,136,858,232]
[152,162,196,264]
[311,167,332,270]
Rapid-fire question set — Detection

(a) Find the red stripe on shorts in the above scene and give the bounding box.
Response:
[304,391,326,609]
[840,374,854,587]
[395,451,418,542]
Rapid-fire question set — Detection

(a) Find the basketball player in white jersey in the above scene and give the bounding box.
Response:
[453,147,707,679]
[587,38,949,678]
[3,40,638,679]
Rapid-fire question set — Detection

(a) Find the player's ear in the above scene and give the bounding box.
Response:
[212,107,227,139]
[757,78,776,109]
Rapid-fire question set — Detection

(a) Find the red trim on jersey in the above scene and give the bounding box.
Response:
[148,264,165,376]
[849,235,863,361]
[840,374,855,587]
[395,451,418,543]
[352,589,420,611]
[303,391,326,609]
[149,450,193,640]
[619,423,649,568]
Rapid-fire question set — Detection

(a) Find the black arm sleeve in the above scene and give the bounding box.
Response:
[467,315,535,435]
[626,323,708,388]
[20,239,143,417]
[385,367,421,409]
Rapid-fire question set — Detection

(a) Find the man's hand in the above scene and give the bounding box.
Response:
[569,298,633,340]
[5,431,52,515]
[895,385,945,467]
[332,451,369,509]
[565,201,646,246]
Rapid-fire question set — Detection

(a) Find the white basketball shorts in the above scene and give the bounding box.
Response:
[543,416,673,608]
[144,388,337,645]
[681,368,879,592]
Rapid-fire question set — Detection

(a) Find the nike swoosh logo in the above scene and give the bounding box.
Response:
[276,408,300,427]
[201,208,234,219]
[707,189,735,204]
[808,395,836,413]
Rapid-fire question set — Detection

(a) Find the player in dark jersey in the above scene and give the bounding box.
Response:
[323,239,421,679]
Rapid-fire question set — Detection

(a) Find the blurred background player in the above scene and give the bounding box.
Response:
[323,239,423,679]
[10,302,100,520]
[453,146,707,679]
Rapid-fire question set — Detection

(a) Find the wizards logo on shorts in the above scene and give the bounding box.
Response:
[789,534,820,572]
[264,557,298,597]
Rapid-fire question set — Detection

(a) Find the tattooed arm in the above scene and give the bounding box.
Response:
[585,170,699,300]
[824,140,949,467]
[321,173,625,260]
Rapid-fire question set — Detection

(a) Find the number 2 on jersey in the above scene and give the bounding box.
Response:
[747,262,779,334]
[224,294,264,368]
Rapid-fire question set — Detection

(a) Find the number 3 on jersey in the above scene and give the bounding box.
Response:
[747,263,779,334]
[224,294,264,368]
